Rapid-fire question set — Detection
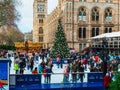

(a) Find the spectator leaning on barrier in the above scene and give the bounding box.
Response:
[72,61,77,83]
[103,73,111,90]
[45,58,53,83]
[43,66,47,83]
[63,66,69,83]
[37,63,42,84]
[78,64,84,82]
[66,63,70,81]
[46,65,52,83]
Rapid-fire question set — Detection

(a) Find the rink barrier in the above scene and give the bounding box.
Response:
[52,58,74,64]
[0,59,9,80]
[9,72,103,86]
[0,59,9,90]
[10,74,41,86]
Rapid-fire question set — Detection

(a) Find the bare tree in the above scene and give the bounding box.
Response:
[0,0,20,26]
[0,25,24,45]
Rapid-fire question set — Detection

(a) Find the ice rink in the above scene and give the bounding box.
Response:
[10,57,89,84]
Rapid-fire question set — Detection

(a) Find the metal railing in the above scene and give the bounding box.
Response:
[10,72,103,86]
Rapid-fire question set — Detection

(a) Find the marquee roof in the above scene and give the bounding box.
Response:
[91,31,120,39]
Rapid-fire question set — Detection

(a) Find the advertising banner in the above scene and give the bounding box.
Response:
[16,74,41,86]
[0,59,9,90]
[88,72,103,82]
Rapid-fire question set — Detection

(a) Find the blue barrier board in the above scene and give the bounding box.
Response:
[88,72,103,82]
[0,59,9,90]
[16,74,41,85]
[10,82,104,90]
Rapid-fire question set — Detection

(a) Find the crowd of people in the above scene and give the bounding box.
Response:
[0,49,120,89]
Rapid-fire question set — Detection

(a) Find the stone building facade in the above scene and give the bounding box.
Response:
[33,0,120,52]
[24,31,33,42]
[33,0,47,42]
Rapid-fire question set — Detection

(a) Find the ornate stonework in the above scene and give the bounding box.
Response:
[33,0,47,42]
[33,0,120,51]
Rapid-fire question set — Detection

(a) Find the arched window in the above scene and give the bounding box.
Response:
[91,27,99,37]
[83,28,86,38]
[91,28,95,37]
[78,7,86,21]
[105,8,112,22]
[91,7,99,21]
[39,36,43,42]
[109,27,112,32]
[39,19,43,23]
[39,27,43,34]
[79,28,82,38]
[96,28,99,35]
[104,27,112,33]
[78,27,86,38]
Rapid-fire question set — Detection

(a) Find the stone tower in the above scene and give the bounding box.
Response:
[33,0,47,42]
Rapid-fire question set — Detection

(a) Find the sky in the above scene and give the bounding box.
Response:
[16,0,58,33]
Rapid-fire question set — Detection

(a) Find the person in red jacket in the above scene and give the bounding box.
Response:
[103,73,111,90]
[43,67,47,83]
[32,67,38,74]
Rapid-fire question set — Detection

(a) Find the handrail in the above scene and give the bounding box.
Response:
[9,72,103,86]
[10,72,102,75]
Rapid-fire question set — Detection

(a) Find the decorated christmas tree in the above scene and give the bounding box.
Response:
[50,19,70,58]
[109,72,120,90]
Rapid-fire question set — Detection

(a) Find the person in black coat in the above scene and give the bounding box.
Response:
[30,57,34,72]
[72,61,77,83]
[78,64,84,82]
[19,60,25,74]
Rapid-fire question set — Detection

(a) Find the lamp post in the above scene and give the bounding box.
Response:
[102,38,108,77]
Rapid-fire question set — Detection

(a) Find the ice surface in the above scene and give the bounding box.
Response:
[10,57,89,83]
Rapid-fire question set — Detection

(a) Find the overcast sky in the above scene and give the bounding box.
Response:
[17,0,58,33]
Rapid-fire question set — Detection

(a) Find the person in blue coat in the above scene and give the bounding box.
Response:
[38,63,43,74]
[38,63,43,84]
[46,66,52,83]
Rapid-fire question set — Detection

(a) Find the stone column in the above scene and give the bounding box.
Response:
[101,8,104,34]
[88,8,91,39]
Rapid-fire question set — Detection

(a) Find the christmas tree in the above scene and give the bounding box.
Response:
[109,72,120,90]
[50,19,70,58]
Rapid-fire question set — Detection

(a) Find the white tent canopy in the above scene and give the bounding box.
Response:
[91,31,120,39]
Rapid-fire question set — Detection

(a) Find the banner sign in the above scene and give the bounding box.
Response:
[52,58,74,64]
[0,59,9,90]
[16,74,41,86]
[0,63,8,80]
[88,72,103,82]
